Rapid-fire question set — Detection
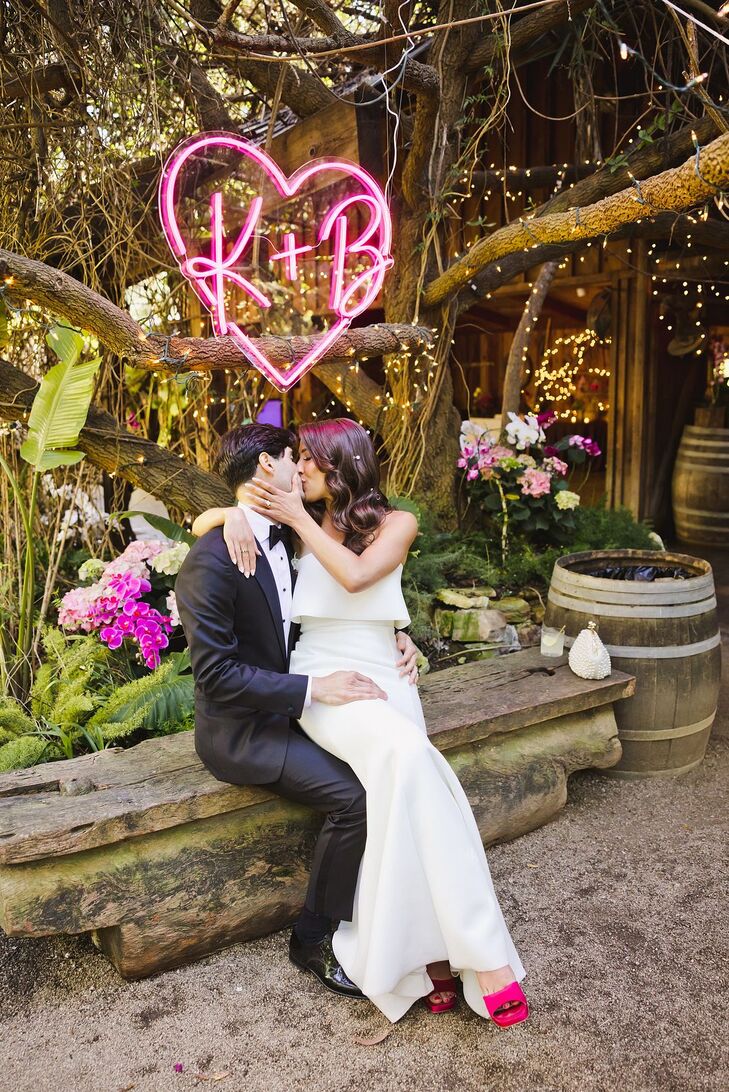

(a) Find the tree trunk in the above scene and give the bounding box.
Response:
[501,261,559,429]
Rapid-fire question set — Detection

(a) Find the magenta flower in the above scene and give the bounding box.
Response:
[99,625,124,650]
[107,572,151,598]
[537,410,557,428]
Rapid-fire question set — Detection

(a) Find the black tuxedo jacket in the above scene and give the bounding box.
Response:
[175,526,309,784]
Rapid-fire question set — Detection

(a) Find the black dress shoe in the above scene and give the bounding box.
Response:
[289,930,366,999]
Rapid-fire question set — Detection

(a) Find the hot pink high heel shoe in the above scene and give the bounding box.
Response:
[425,976,458,1014]
[483,981,529,1028]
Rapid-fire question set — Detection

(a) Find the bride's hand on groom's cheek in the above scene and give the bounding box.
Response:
[249,477,306,526]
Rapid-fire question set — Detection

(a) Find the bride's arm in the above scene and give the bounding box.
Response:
[247,477,418,592]
[191,506,261,577]
[191,507,229,537]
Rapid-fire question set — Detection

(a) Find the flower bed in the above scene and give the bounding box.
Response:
[457,412,601,557]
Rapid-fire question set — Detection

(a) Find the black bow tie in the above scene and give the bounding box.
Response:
[268,523,292,552]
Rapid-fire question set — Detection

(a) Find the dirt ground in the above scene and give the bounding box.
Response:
[1,549,728,1092]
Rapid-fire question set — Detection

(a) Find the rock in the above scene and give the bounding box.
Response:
[490,597,531,624]
[515,622,542,648]
[434,586,496,608]
[434,607,507,642]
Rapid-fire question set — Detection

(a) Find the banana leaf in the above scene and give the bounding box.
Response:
[20,325,101,469]
[112,510,196,545]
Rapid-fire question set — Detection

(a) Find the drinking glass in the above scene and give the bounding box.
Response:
[540,625,565,657]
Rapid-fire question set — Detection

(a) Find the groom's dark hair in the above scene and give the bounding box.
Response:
[214,423,297,492]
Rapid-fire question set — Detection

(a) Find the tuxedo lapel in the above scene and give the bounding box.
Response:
[251,539,287,662]
[287,557,299,660]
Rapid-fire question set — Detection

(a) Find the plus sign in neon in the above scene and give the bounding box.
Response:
[270,233,314,280]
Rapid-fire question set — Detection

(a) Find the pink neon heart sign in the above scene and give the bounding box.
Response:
[158,132,393,392]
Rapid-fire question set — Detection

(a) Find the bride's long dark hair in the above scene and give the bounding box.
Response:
[298,419,391,555]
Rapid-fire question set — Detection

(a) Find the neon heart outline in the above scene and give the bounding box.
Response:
[158,132,393,392]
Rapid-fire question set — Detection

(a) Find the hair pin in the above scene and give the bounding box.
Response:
[354,454,361,460]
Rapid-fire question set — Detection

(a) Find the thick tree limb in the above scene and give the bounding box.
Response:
[0,248,431,374]
[212,24,440,99]
[465,0,597,73]
[1,61,82,103]
[424,131,729,308]
[538,116,721,217]
[0,359,233,515]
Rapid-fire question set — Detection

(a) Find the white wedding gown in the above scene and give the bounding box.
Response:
[289,552,526,1022]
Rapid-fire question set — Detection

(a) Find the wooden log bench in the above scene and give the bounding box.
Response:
[0,648,635,979]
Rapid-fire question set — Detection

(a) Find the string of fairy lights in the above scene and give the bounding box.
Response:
[532,330,611,423]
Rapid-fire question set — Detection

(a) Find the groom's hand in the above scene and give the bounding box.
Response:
[312,671,387,705]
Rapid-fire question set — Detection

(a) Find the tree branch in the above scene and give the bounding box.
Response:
[465,0,597,73]
[211,21,440,98]
[501,260,558,427]
[538,115,721,217]
[0,248,431,374]
[0,359,233,515]
[424,131,729,309]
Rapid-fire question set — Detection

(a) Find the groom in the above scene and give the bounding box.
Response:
[175,423,419,999]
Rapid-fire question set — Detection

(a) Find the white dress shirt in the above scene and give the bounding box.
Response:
[237,502,312,707]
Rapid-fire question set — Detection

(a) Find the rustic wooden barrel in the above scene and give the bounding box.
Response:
[544,549,721,778]
[672,425,729,547]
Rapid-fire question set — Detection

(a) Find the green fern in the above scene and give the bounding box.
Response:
[30,660,56,718]
[53,688,97,730]
[0,696,36,740]
[0,735,54,772]
[85,650,193,738]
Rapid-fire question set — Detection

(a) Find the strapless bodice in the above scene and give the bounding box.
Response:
[291,552,410,629]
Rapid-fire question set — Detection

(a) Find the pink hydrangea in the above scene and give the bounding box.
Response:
[519,468,552,498]
[121,540,166,563]
[58,584,108,631]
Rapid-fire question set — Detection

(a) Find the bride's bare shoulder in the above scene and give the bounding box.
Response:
[382,508,419,539]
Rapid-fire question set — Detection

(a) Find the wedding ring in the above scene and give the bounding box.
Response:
[265,500,271,508]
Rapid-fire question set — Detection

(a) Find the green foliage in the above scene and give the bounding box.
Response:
[0,736,53,773]
[402,499,659,646]
[0,695,37,742]
[0,630,194,771]
[112,510,196,546]
[20,325,101,469]
[86,650,194,741]
[569,500,657,551]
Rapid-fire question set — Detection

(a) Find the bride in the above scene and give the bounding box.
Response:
[195,418,527,1026]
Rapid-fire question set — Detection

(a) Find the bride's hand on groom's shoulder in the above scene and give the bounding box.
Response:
[249,477,306,528]
[223,507,260,578]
